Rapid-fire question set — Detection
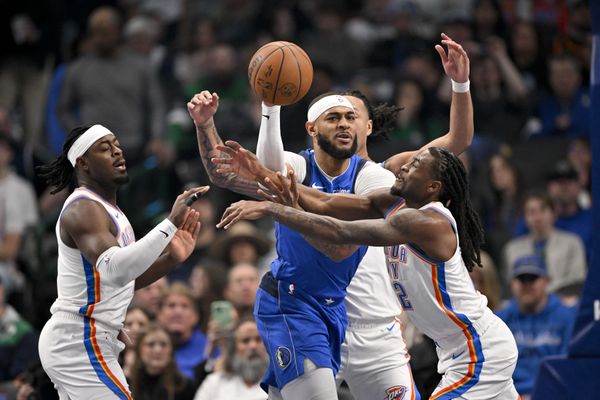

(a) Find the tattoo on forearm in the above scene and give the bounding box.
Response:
[196,123,260,198]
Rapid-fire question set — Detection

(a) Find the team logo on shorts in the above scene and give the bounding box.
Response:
[384,385,407,400]
[275,346,292,369]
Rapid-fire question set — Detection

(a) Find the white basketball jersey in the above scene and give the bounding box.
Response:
[50,187,136,331]
[384,201,488,341]
[345,162,402,321]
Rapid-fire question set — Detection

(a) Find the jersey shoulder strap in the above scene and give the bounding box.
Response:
[351,157,369,193]
[299,149,312,186]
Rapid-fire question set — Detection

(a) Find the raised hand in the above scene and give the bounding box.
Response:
[435,32,470,83]
[212,140,266,182]
[217,200,269,230]
[258,167,301,209]
[167,209,201,263]
[188,91,220,126]
[168,186,210,227]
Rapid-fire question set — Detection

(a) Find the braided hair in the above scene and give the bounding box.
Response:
[429,147,485,271]
[36,125,91,194]
[338,89,400,143]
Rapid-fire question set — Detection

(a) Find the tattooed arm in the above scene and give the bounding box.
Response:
[218,201,455,260]
[187,91,260,198]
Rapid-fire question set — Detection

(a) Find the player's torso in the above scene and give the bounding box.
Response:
[51,187,136,330]
[384,201,488,341]
[272,150,368,299]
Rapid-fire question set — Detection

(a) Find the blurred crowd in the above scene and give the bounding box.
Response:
[0,0,592,399]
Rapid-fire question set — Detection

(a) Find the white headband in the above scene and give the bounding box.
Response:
[67,125,114,166]
[307,95,354,122]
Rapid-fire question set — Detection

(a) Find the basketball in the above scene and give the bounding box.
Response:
[248,41,313,106]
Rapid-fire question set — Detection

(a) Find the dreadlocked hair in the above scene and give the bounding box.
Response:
[429,147,485,272]
[338,89,401,143]
[36,125,91,194]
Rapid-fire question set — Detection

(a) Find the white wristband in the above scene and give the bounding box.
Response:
[451,79,470,93]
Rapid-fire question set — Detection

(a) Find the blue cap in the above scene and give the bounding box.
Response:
[512,255,547,278]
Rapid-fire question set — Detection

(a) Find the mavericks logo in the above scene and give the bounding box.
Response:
[384,385,407,400]
[275,346,292,369]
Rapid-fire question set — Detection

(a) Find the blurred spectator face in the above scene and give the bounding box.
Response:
[549,58,580,100]
[139,327,173,375]
[210,45,237,77]
[404,55,438,91]
[395,80,423,117]
[0,138,14,169]
[473,0,499,31]
[271,8,296,40]
[568,138,591,173]
[194,20,216,49]
[547,177,580,208]
[489,155,516,193]
[443,21,473,45]
[133,277,168,316]
[190,265,209,299]
[229,320,268,384]
[125,16,159,55]
[89,7,122,55]
[229,240,259,266]
[474,57,501,90]
[524,197,555,235]
[124,307,150,346]
[315,11,342,33]
[225,263,259,310]
[511,22,538,63]
[157,291,199,343]
[511,274,548,313]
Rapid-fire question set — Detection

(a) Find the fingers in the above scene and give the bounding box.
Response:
[217,206,241,230]
[435,44,448,63]
[214,144,237,157]
[263,176,283,195]
[211,157,234,165]
[192,221,201,239]
[223,140,242,151]
[288,169,298,200]
[257,188,276,202]
[181,209,199,231]
[184,186,210,206]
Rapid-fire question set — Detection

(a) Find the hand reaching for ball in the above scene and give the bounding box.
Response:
[435,33,470,84]
[188,91,220,126]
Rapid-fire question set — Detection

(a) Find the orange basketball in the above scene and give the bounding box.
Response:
[248,41,313,106]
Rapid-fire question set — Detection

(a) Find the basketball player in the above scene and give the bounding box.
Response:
[36,124,206,399]
[193,33,472,399]
[218,147,520,400]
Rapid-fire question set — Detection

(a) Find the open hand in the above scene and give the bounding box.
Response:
[435,33,470,83]
[167,209,201,263]
[217,200,269,230]
[168,186,210,227]
[188,91,220,126]
[212,140,265,181]
[258,167,301,209]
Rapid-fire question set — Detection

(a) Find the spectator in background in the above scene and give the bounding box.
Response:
[546,160,592,259]
[189,261,228,332]
[224,263,259,319]
[534,54,590,138]
[508,21,547,94]
[504,192,587,302]
[133,276,169,318]
[470,0,508,43]
[496,255,576,399]
[193,317,267,400]
[157,283,207,379]
[480,151,523,262]
[0,275,39,391]
[58,6,166,164]
[567,137,592,205]
[121,306,151,378]
[211,221,271,269]
[0,136,38,294]
[470,251,503,311]
[390,77,444,149]
[129,323,196,400]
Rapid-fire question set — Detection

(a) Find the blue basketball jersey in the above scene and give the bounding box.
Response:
[270,149,368,301]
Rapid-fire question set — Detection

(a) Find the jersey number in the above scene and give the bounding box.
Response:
[393,282,413,310]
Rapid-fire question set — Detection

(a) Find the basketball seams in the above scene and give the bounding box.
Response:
[251,45,283,94]
[271,47,286,104]
[286,45,303,104]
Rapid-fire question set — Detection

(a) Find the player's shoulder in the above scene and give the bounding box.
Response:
[61,197,110,230]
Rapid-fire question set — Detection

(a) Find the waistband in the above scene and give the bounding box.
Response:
[433,307,495,350]
[52,311,117,334]
[347,316,401,330]
[259,272,344,307]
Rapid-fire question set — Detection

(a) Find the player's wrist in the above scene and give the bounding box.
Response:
[451,79,470,93]
[262,103,281,115]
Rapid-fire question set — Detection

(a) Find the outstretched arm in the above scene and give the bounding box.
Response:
[385,33,473,172]
[213,140,396,220]
[218,201,445,251]
[188,91,260,198]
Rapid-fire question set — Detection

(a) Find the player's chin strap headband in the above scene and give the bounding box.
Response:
[67,124,114,166]
[306,95,355,122]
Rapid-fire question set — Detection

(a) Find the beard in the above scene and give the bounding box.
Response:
[317,132,357,160]
[230,353,269,384]
[114,174,130,185]
[390,181,403,196]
